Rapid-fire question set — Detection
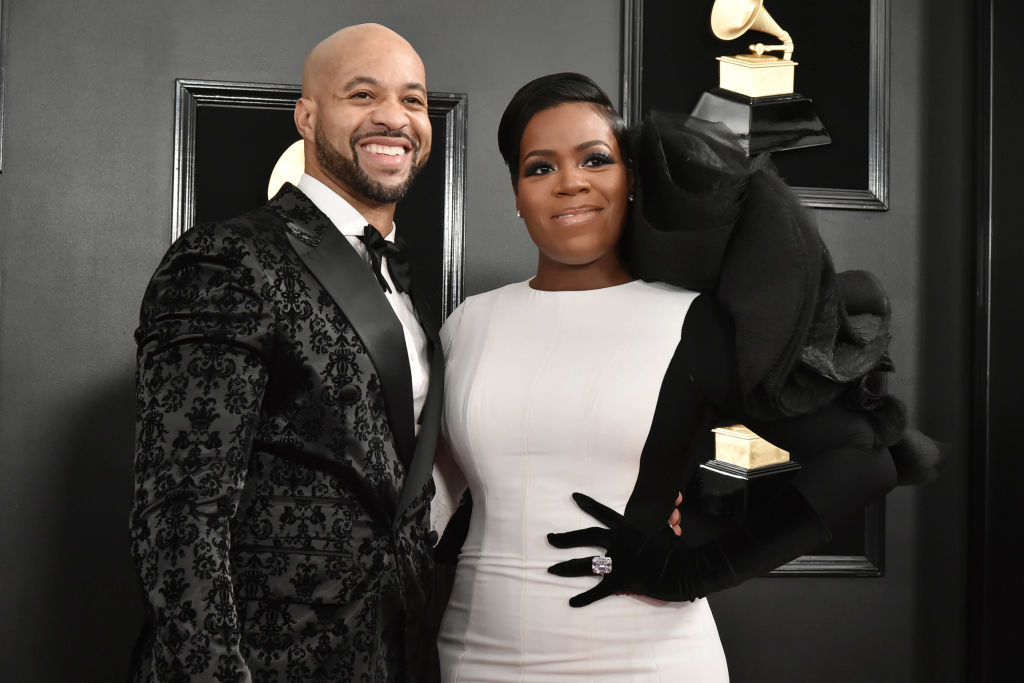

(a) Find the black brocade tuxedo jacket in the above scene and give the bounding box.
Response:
[130,184,443,683]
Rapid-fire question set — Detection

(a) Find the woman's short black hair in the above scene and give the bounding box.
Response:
[497,72,626,186]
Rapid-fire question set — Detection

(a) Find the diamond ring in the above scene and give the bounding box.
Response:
[591,555,613,575]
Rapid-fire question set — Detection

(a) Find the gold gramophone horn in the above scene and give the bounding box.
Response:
[710,0,794,60]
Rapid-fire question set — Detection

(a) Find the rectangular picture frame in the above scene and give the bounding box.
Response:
[0,0,9,173]
[621,0,887,576]
[621,0,889,211]
[171,78,466,320]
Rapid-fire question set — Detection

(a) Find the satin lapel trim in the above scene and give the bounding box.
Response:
[398,340,444,514]
[284,224,417,468]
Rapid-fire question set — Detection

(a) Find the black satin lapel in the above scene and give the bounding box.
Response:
[409,285,441,352]
[285,226,416,468]
[397,341,444,514]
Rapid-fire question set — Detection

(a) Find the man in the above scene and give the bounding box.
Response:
[129,24,442,682]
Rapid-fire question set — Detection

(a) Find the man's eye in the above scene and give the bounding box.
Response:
[405,97,426,107]
[350,92,372,100]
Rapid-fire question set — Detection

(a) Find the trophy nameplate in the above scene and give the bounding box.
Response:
[691,0,830,155]
[693,424,801,521]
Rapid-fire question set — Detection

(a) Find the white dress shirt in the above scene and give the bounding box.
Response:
[296,174,430,431]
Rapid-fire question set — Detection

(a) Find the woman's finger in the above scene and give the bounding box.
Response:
[547,556,597,577]
[571,492,625,527]
[569,580,618,608]
[669,491,683,534]
[547,527,610,549]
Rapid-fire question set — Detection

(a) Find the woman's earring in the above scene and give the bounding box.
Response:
[627,193,634,203]
[516,208,521,217]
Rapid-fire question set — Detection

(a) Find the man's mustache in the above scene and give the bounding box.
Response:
[352,129,419,151]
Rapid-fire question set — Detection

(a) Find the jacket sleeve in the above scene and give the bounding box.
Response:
[683,293,898,532]
[660,293,897,598]
[130,225,274,681]
[430,437,468,544]
[548,293,898,607]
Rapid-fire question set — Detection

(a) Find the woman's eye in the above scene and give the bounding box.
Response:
[581,152,614,168]
[523,161,554,176]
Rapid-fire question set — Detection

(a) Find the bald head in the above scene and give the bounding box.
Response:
[293,23,432,224]
[302,23,424,99]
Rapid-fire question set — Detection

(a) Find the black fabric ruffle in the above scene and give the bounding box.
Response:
[625,111,939,485]
[623,112,757,291]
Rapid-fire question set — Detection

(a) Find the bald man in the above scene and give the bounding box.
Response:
[130,24,443,682]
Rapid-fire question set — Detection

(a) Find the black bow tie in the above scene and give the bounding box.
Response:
[360,224,412,294]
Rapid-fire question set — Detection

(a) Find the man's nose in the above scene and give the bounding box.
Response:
[370,97,411,131]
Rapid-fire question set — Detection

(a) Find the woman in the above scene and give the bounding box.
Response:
[433,73,910,681]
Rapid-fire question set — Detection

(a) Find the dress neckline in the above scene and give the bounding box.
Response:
[524,278,642,294]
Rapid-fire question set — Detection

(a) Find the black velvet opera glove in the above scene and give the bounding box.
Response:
[434,491,473,565]
[547,487,830,607]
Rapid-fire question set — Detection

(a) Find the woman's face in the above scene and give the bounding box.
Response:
[515,103,630,274]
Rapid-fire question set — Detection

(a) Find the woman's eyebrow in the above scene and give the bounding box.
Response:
[523,140,611,161]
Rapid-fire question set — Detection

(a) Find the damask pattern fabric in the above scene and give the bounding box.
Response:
[130,186,436,683]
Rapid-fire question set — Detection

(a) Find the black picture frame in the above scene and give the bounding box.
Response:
[0,0,8,173]
[171,78,467,322]
[621,1,886,576]
[770,502,884,577]
[621,0,889,211]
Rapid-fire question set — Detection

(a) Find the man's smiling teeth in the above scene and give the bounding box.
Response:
[363,143,406,156]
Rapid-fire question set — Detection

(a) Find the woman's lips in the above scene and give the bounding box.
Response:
[552,207,602,226]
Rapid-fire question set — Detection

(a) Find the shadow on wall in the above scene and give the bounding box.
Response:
[38,365,144,682]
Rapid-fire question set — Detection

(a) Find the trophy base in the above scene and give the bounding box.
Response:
[717,55,797,98]
[692,459,803,522]
[712,423,789,469]
[691,88,831,155]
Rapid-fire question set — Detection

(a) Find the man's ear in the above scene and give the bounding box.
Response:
[294,97,316,141]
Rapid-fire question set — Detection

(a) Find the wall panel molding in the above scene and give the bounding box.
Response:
[171,79,466,319]
[621,0,890,210]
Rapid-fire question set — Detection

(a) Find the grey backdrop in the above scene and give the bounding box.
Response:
[0,1,971,681]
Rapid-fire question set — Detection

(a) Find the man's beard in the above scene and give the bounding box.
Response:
[315,123,424,204]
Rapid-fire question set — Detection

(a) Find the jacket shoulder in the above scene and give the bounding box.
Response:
[172,204,289,256]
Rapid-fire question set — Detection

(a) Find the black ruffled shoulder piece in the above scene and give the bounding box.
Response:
[626,110,939,485]
[623,111,762,290]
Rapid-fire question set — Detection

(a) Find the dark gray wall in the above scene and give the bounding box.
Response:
[0,0,972,681]
[709,0,973,680]
[0,2,619,680]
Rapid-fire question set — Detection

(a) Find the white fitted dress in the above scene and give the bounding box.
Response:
[435,280,729,682]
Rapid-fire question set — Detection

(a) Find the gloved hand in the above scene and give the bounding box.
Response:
[434,491,473,565]
[547,486,830,607]
[547,493,727,606]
